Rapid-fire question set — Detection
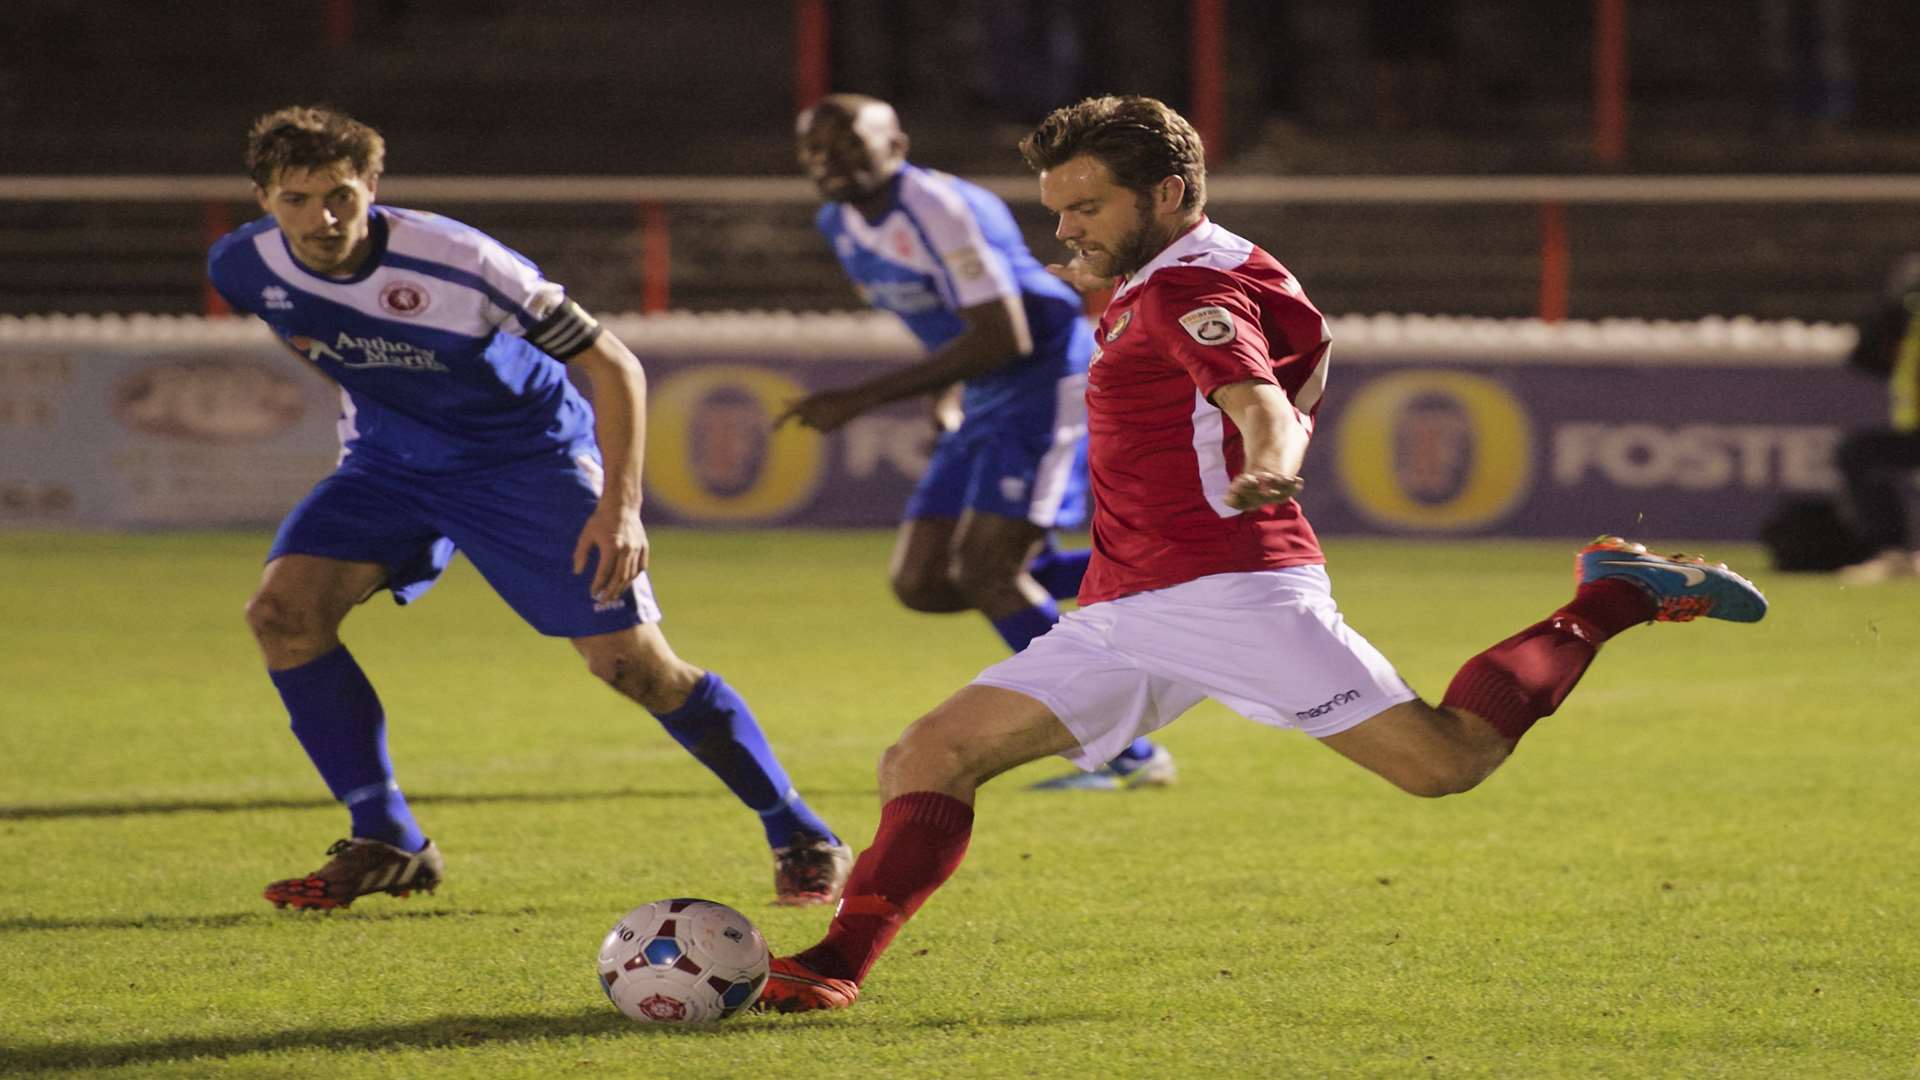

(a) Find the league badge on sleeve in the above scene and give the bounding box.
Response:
[947,246,987,282]
[1178,306,1236,346]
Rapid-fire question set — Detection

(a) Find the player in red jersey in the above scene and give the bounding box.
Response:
[756,96,1768,1013]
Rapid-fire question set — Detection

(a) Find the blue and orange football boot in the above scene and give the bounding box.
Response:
[1576,536,1768,623]
[752,955,860,1013]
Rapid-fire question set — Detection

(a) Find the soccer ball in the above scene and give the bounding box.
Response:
[595,898,770,1023]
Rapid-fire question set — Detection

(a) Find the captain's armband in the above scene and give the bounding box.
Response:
[526,299,603,359]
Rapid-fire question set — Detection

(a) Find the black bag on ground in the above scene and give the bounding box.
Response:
[1758,496,1873,571]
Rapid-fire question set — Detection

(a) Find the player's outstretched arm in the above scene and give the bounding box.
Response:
[567,334,650,600]
[774,296,1030,433]
[1212,380,1309,511]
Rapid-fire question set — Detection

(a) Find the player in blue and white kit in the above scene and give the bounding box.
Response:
[209,106,851,910]
[783,95,1173,790]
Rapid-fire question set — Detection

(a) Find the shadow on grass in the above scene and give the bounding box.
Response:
[0,1008,683,1073]
[0,1006,1114,1073]
[0,906,535,935]
[0,786,871,822]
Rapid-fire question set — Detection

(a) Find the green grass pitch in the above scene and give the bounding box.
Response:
[2,529,1916,1078]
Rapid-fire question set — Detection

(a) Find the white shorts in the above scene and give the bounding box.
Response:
[972,566,1418,770]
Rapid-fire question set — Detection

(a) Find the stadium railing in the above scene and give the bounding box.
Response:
[4,174,1920,321]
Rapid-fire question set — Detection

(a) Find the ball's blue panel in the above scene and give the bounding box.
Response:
[642,936,684,966]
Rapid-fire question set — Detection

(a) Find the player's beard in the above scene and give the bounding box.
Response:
[299,233,353,272]
[1106,196,1176,278]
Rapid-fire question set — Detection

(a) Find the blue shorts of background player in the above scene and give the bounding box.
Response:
[904,423,1088,533]
[894,416,1173,790]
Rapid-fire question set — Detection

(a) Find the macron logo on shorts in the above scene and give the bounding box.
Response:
[1296,688,1361,722]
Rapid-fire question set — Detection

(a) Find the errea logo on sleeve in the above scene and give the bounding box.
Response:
[1178,306,1236,345]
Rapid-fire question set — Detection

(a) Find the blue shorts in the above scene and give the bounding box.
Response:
[904,421,1089,529]
[268,449,660,638]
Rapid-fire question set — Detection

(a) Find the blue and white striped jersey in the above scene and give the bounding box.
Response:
[817,164,1093,428]
[207,205,597,473]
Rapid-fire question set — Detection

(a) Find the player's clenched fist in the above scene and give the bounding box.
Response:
[1224,469,1304,511]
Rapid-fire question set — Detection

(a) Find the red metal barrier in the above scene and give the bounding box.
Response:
[202,201,233,317]
[1189,0,1227,158]
[793,0,829,112]
[1593,0,1629,165]
[639,201,671,314]
[323,0,354,49]
[1538,201,1569,322]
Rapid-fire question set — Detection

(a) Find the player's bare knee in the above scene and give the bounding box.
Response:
[245,591,318,649]
[585,649,660,702]
[585,648,699,713]
[946,549,1019,606]
[879,726,974,794]
[891,567,954,612]
[245,591,346,668]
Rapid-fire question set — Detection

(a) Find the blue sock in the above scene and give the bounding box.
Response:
[989,600,1061,653]
[270,646,426,852]
[652,672,837,849]
[1027,547,1092,600]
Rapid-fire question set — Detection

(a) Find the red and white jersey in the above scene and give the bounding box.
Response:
[1079,218,1330,604]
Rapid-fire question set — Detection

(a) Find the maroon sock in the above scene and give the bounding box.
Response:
[1440,579,1655,744]
[795,791,974,984]
[1560,577,1658,640]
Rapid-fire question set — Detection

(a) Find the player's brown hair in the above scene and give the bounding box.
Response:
[245,106,386,189]
[1019,95,1206,212]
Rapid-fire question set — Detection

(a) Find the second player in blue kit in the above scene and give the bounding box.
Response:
[783,94,1175,790]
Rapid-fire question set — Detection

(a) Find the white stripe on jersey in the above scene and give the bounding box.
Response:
[1190,389,1239,519]
[1294,337,1331,413]
[896,170,1020,309]
[1112,219,1255,301]
[1026,372,1089,527]
[251,211,566,341]
[382,210,565,332]
[834,202,947,281]
[253,231,503,341]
